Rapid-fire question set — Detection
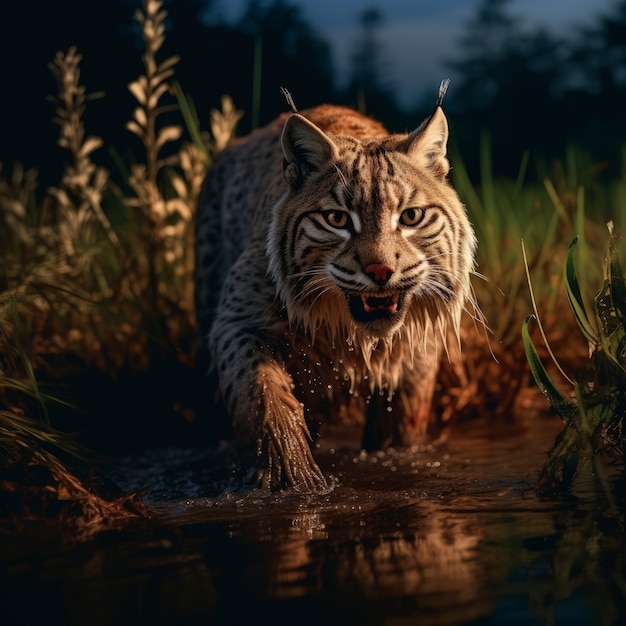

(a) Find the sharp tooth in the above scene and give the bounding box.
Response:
[361,294,374,313]
[360,292,400,313]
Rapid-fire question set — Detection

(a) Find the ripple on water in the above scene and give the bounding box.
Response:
[92,412,624,626]
[6,412,624,626]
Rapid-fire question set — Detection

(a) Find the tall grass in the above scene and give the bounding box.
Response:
[0,0,623,527]
[438,135,588,422]
[0,0,239,535]
[453,136,626,493]
[524,227,625,494]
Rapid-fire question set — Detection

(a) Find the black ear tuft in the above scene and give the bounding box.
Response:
[436,78,450,109]
[280,86,299,113]
[399,81,451,179]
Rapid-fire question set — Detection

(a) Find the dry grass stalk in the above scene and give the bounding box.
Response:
[0,0,221,377]
[123,0,207,357]
[210,95,244,153]
[47,46,118,254]
[1,440,149,543]
[0,0,235,538]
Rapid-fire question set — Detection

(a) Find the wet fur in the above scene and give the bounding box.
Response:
[195,103,476,490]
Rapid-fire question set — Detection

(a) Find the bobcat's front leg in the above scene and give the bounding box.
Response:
[212,330,327,491]
[254,362,328,490]
[363,358,438,450]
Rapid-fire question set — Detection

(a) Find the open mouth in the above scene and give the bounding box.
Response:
[347,291,404,323]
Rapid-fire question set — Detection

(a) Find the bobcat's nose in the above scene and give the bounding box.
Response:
[365,263,395,286]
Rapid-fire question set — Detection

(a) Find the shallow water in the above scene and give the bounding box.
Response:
[4,412,626,625]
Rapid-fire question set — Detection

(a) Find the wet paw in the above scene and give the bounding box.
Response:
[257,395,328,492]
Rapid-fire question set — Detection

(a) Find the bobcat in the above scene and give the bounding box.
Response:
[195,84,476,491]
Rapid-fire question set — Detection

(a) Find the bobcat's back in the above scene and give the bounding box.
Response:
[195,102,476,491]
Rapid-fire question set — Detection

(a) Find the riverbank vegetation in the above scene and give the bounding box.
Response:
[1,0,624,536]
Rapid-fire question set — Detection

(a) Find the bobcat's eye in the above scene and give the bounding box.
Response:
[399,207,425,227]
[322,210,350,229]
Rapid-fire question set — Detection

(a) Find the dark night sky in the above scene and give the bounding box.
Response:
[213,0,614,107]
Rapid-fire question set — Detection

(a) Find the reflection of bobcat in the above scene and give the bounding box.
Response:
[195,86,476,491]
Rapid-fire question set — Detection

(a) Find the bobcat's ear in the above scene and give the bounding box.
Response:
[402,107,449,179]
[281,114,338,188]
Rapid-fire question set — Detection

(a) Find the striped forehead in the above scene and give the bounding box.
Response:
[332,161,410,216]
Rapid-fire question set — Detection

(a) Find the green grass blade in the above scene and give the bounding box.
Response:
[532,209,561,282]
[564,236,598,345]
[251,33,263,130]
[513,149,530,198]
[173,80,211,166]
[607,226,626,323]
[449,140,484,218]
[522,315,577,420]
[479,132,495,214]
[522,240,576,386]
[108,146,132,185]
[543,178,570,224]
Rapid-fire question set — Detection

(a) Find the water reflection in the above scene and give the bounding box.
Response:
[148,492,494,623]
[3,415,626,625]
[327,506,490,622]
[523,503,626,625]
[220,501,485,604]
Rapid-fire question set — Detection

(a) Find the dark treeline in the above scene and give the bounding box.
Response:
[449,0,626,178]
[2,0,626,185]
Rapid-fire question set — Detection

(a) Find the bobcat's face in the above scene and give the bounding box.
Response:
[268,108,475,342]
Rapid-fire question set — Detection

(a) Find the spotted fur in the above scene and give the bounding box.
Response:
[195,100,476,491]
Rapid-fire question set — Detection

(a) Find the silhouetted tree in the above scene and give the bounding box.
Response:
[447,0,516,111]
[445,0,565,175]
[236,0,336,127]
[567,0,626,145]
[0,0,340,182]
[0,0,137,186]
[347,9,387,103]
[448,0,563,112]
[345,8,399,124]
[166,0,336,133]
[160,0,228,127]
[570,0,626,96]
